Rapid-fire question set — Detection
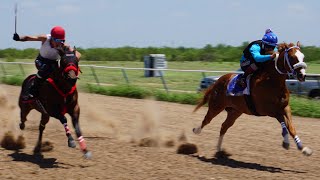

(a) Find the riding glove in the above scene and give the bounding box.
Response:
[13,33,20,41]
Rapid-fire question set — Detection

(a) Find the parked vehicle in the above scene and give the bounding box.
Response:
[198,73,320,99]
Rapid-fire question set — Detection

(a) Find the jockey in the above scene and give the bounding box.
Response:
[233,28,278,92]
[13,26,81,99]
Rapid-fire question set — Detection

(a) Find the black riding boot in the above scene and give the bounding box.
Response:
[236,74,248,89]
[28,76,45,98]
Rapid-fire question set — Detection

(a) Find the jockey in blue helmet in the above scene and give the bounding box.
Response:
[232,28,278,93]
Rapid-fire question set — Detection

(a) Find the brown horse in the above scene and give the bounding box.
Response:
[193,42,313,157]
[19,49,91,158]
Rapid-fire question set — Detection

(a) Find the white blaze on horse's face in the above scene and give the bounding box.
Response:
[294,49,307,81]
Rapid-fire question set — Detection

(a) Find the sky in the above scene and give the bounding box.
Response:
[1,0,320,49]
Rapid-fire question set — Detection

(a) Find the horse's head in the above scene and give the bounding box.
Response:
[58,48,79,84]
[276,42,307,82]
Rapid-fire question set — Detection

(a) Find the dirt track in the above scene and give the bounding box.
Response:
[0,84,319,180]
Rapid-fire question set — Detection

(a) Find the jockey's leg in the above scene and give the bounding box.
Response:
[29,59,55,99]
[280,106,312,156]
[217,108,242,152]
[28,74,45,98]
[34,113,49,154]
[237,63,258,88]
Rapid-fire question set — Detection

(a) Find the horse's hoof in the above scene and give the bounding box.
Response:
[83,151,92,159]
[193,127,201,134]
[68,140,76,148]
[302,147,313,156]
[19,123,25,130]
[282,141,290,150]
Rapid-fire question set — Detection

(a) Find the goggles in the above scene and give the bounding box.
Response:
[52,37,65,43]
[265,44,276,49]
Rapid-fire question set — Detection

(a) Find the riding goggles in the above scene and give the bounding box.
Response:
[265,44,276,49]
[52,37,65,43]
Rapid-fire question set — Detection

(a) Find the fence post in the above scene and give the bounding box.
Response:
[201,72,206,78]
[0,63,7,77]
[121,68,130,84]
[90,66,100,86]
[159,71,169,93]
[18,64,26,77]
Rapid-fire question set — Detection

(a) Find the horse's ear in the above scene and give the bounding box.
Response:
[297,41,301,47]
[73,46,77,53]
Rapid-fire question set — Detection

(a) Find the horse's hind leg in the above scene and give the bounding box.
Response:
[216,108,242,153]
[34,113,49,154]
[193,101,225,135]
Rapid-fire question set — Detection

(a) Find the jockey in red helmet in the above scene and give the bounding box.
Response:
[229,28,278,95]
[13,26,81,99]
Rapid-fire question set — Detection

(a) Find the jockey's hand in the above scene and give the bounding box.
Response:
[270,53,277,59]
[13,33,20,41]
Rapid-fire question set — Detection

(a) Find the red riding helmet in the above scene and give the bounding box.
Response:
[51,26,65,40]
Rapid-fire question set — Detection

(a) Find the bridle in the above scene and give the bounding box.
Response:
[274,46,307,76]
[57,52,79,79]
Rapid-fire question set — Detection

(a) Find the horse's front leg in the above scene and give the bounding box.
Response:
[281,106,312,156]
[69,104,92,159]
[34,114,50,155]
[276,119,290,150]
[58,115,76,148]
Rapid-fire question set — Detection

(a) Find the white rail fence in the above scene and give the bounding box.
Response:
[1,61,320,93]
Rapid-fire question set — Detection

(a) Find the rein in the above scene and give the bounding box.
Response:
[47,78,77,98]
[274,46,307,75]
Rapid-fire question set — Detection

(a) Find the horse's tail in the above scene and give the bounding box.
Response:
[193,82,218,112]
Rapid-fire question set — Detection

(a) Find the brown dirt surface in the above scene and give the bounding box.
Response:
[0,84,319,180]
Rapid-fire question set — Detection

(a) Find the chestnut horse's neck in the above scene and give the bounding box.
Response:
[260,53,288,84]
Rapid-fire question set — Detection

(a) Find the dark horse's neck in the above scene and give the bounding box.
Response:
[49,72,76,95]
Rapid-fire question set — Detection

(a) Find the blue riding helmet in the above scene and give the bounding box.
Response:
[262,32,278,47]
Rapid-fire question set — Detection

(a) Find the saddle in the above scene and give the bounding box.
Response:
[226,74,251,96]
[227,74,260,116]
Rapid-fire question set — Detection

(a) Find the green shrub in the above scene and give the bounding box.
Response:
[1,76,23,86]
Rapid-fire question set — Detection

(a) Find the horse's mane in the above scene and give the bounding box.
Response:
[277,42,296,54]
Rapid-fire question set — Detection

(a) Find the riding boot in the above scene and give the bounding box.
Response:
[28,76,45,99]
[237,73,248,89]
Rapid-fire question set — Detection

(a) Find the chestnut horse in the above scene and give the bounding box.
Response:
[19,49,91,158]
[193,42,313,157]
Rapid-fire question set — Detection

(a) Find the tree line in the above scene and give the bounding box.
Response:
[1,43,320,63]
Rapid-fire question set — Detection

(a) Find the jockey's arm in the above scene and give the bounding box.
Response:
[19,34,47,43]
[250,44,273,63]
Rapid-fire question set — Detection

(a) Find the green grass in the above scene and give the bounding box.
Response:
[3,60,319,93]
